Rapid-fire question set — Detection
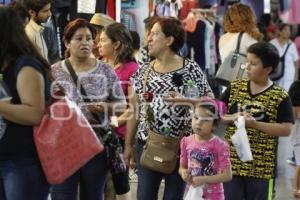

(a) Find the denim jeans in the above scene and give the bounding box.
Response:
[0,157,50,200]
[51,151,109,200]
[135,142,186,200]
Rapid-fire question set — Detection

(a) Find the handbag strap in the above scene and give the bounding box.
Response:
[65,59,100,123]
[142,62,154,94]
[235,32,244,54]
[281,43,291,59]
[65,59,91,102]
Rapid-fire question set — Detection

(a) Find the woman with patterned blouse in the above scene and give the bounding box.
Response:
[50,18,126,200]
[124,17,213,200]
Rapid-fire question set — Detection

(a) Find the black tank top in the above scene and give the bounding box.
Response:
[0,56,50,160]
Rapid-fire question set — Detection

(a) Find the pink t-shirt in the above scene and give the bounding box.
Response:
[180,135,231,200]
[114,61,138,138]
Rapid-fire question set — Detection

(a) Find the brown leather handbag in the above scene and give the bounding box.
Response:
[140,130,180,174]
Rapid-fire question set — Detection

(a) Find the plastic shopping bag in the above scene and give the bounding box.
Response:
[231,116,253,162]
[184,186,204,200]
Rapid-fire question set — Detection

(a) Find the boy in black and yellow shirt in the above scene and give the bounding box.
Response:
[221,42,294,200]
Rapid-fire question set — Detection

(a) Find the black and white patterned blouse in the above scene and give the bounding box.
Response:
[132,59,213,142]
[136,47,152,67]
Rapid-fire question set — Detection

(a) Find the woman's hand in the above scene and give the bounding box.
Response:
[88,104,104,114]
[221,112,246,124]
[124,144,136,169]
[163,91,201,104]
[166,91,183,98]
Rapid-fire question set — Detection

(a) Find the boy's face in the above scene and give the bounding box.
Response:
[246,53,272,82]
[192,107,214,136]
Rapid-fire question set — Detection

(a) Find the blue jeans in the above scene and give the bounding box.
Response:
[136,142,186,200]
[0,157,50,200]
[51,151,109,200]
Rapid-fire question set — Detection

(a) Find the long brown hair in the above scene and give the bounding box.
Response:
[102,23,135,64]
[223,3,263,41]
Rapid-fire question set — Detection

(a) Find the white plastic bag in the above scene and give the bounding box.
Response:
[231,116,253,162]
[184,186,204,200]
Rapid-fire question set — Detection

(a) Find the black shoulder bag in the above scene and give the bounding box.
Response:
[269,43,291,81]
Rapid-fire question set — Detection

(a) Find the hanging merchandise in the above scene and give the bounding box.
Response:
[107,0,116,20]
[279,0,300,24]
[279,0,290,23]
[77,0,96,14]
[149,0,154,16]
[186,22,206,70]
[121,10,137,31]
[121,0,137,9]
[69,0,107,21]
[154,0,168,16]
[287,0,300,24]
[169,0,182,18]
[0,0,12,5]
[180,0,199,20]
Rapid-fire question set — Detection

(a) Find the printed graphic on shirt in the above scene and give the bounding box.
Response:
[189,148,216,177]
[225,79,290,179]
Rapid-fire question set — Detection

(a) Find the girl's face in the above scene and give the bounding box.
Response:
[246,53,271,82]
[192,107,214,137]
[66,27,93,58]
[97,31,116,59]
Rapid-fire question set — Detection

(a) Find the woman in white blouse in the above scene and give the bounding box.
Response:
[270,23,299,91]
[219,3,263,63]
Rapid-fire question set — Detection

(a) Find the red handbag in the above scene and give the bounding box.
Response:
[34,97,104,184]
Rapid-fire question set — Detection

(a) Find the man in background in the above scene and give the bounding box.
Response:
[24,0,52,61]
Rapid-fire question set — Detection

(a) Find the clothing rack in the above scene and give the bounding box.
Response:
[191,8,216,14]
[190,8,216,22]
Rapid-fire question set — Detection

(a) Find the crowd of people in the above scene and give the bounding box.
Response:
[0,0,299,200]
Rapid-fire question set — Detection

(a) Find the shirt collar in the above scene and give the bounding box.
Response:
[28,19,45,33]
